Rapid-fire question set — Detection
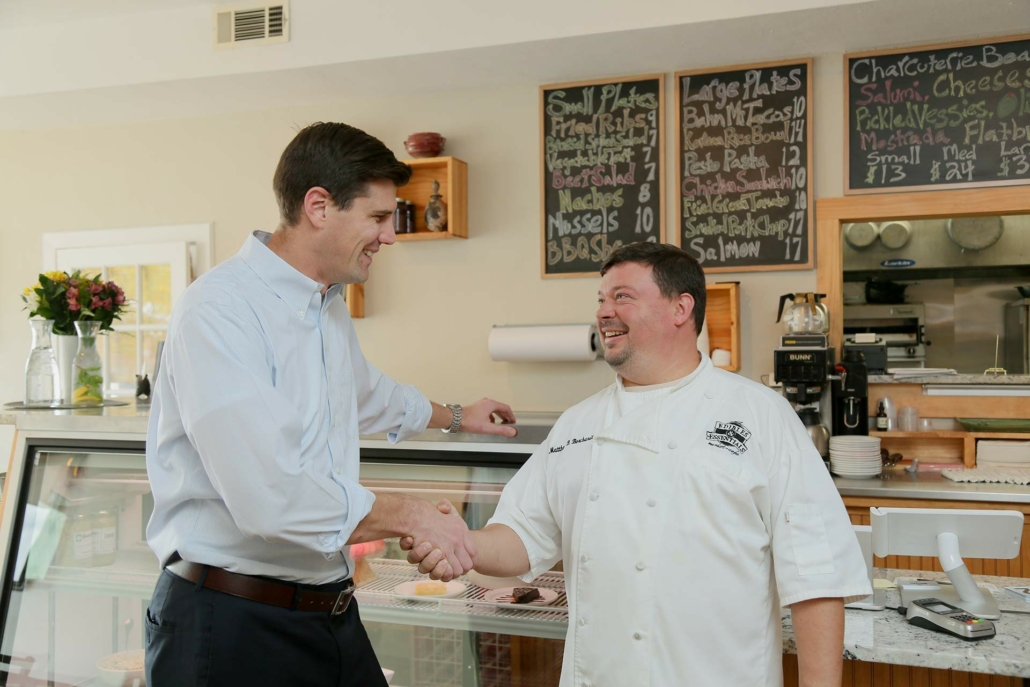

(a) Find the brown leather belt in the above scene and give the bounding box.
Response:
[167,561,354,616]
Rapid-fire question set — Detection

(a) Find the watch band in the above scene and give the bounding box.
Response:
[442,404,462,433]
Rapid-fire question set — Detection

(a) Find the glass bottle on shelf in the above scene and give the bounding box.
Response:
[876,401,889,431]
[394,198,408,234]
[405,201,416,233]
[91,509,117,566]
[72,321,104,406]
[67,513,94,568]
[24,319,60,407]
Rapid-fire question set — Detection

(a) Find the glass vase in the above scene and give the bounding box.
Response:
[24,320,60,407]
[72,321,104,406]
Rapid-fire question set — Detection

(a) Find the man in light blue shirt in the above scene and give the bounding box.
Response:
[145,122,516,687]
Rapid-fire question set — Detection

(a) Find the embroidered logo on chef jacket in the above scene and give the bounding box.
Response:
[548,435,593,454]
[705,420,752,455]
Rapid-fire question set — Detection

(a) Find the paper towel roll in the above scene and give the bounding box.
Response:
[488,324,599,362]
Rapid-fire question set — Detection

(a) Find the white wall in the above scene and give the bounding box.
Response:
[0,55,848,412]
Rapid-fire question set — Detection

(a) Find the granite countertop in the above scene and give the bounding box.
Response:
[4,402,150,435]
[869,374,1030,385]
[782,568,1030,677]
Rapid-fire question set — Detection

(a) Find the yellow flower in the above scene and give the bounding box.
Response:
[44,271,68,283]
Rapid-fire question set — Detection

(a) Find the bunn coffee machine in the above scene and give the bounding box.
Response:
[832,348,869,436]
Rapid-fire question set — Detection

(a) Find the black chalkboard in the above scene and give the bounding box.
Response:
[676,59,814,273]
[847,35,1030,193]
[541,74,665,278]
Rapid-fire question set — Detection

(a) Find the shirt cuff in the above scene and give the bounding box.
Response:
[387,387,432,443]
[319,485,377,554]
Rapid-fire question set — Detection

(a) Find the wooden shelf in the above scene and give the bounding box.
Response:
[869,429,1030,468]
[395,156,467,241]
[705,282,740,371]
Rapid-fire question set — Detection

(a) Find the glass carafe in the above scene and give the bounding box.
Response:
[776,293,830,335]
[24,319,60,407]
[72,321,104,406]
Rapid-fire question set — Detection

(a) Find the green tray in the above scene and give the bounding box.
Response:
[957,418,1030,433]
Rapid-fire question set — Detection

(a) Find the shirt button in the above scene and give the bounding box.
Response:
[297,311,304,318]
[589,491,599,501]
[636,562,646,571]
[668,440,677,449]
[633,632,643,640]
[334,467,342,475]
[578,617,588,626]
[647,498,657,507]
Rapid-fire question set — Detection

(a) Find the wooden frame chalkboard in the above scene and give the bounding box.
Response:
[845,33,1030,195]
[675,58,814,273]
[540,74,666,278]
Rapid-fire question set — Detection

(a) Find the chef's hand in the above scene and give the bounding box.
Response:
[462,399,518,438]
[402,500,465,581]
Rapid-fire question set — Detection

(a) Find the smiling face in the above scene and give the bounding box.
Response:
[596,261,699,386]
[316,178,398,285]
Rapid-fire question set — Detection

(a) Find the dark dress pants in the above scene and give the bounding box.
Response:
[145,569,389,687]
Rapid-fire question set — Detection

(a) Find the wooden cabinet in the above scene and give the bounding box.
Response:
[705,282,740,372]
[394,156,468,241]
[871,430,1030,469]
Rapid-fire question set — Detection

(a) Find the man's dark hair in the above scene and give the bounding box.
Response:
[600,242,707,335]
[273,122,413,226]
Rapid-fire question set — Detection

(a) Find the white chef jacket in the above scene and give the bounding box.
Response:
[489,353,871,687]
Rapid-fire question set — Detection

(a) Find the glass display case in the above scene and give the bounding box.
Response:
[0,430,566,687]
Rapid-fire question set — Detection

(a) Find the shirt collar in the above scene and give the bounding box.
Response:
[239,231,331,317]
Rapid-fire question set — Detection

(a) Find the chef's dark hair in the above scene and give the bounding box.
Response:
[600,242,707,336]
[273,122,412,226]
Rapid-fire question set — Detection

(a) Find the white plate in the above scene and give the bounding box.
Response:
[484,587,559,606]
[829,438,880,447]
[393,580,467,600]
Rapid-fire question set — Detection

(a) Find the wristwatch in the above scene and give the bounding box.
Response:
[442,403,462,433]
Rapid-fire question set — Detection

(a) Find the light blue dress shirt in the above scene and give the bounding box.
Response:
[146,231,432,583]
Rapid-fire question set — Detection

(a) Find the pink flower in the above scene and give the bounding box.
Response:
[114,292,125,305]
[89,283,103,295]
[68,300,80,312]
[91,295,102,309]
[66,286,79,301]
[68,279,79,287]
[101,298,113,310]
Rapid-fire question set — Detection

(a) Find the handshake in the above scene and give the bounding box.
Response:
[400,500,474,582]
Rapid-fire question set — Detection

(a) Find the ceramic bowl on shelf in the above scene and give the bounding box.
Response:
[96,649,145,686]
[404,132,445,158]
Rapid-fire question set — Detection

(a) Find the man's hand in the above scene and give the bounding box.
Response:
[405,500,474,582]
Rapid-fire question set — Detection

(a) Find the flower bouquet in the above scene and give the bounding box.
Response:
[22,271,128,405]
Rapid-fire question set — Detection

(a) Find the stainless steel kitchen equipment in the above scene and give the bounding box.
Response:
[1003,297,1030,375]
[843,304,929,367]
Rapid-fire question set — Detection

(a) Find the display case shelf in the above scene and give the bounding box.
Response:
[26,549,159,600]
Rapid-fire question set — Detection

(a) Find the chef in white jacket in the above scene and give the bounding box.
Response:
[405,242,871,687]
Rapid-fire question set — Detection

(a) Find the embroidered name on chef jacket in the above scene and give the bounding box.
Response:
[705,421,752,455]
[548,436,594,454]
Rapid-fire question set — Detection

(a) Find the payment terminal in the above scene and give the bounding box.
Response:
[906,598,996,641]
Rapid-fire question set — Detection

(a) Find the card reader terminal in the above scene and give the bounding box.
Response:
[906,598,996,641]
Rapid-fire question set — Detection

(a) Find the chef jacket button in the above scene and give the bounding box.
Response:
[578,617,588,626]
[635,561,646,571]
[647,498,657,507]
[633,632,643,640]
[705,390,714,399]
[580,554,589,564]
[668,440,677,449]
[589,491,599,501]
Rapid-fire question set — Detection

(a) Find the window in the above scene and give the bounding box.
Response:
[43,225,211,398]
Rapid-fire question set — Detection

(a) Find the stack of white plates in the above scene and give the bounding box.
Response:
[829,436,882,478]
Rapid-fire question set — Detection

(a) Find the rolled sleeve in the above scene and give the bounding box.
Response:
[386,386,432,444]
[767,414,872,607]
[173,303,370,555]
[487,445,562,582]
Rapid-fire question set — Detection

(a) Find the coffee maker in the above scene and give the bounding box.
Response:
[832,348,869,436]
[774,293,835,457]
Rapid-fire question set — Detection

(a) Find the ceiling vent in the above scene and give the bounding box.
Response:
[213,2,289,49]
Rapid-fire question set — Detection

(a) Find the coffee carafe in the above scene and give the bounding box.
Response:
[832,348,869,436]
[777,293,830,335]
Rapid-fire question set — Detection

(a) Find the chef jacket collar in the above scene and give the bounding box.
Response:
[597,353,714,453]
[240,231,339,316]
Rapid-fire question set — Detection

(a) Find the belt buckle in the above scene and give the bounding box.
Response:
[331,588,352,617]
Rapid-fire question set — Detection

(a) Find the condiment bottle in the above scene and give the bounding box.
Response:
[405,201,417,233]
[92,509,117,566]
[394,198,408,234]
[876,401,889,431]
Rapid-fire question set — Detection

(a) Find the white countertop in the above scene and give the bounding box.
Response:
[780,569,1030,677]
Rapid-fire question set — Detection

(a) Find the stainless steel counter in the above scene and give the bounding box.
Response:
[834,470,1030,504]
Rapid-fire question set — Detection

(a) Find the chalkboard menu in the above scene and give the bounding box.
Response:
[847,35,1030,194]
[676,59,814,273]
[541,74,665,278]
